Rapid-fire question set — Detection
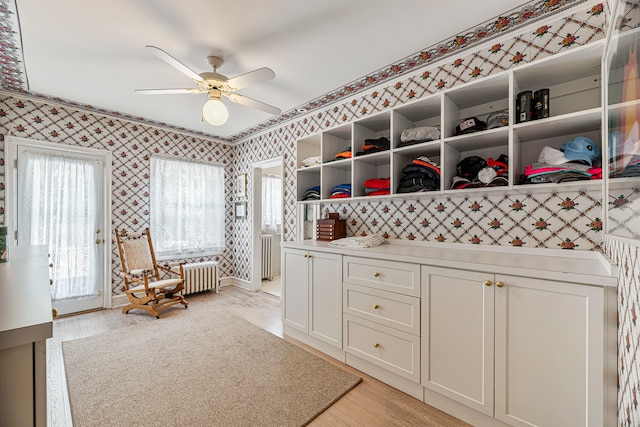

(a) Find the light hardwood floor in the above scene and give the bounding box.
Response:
[48,285,469,427]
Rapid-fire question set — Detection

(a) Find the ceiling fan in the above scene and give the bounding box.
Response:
[135,45,281,126]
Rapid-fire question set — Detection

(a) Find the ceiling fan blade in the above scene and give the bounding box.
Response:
[227,93,281,115]
[226,67,275,91]
[135,88,204,95]
[146,45,204,83]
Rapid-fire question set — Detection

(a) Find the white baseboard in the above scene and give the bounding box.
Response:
[111,293,128,308]
[220,276,251,290]
[110,276,251,308]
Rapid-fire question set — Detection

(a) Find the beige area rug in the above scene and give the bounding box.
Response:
[62,310,361,426]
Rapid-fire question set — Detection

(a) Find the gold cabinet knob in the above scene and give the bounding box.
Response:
[496,281,504,288]
[49,279,53,286]
[484,280,492,287]
[49,263,54,268]
[373,304,379,310]
[95,239,102,244]
[52,308,58,318]
[373,343,380,348]
[374,272,381,277]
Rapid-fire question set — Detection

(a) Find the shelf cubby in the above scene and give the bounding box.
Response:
[392,141,442,194]
[297,133,321,169]
[322,124,352,164]
[442,73,510,139]
[297,167,321,201]
[513,42,602,119]
[322,160,352,200]
[392,96,441,149]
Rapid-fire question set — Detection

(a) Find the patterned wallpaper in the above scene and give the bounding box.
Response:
[0,96,236,296]
[605,235,640,427]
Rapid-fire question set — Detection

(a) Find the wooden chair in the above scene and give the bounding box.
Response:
[115,227,188,318]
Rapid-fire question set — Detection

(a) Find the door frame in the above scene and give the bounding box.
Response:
[251,157,283,292]
[4,135,113,310]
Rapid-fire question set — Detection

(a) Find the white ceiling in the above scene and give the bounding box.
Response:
[15,0,529,140]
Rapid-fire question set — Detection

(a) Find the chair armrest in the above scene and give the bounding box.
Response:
[157,264,183,277]
[163,261,185,267]
[120,270,151,281]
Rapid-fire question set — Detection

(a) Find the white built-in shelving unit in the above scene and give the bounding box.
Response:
[296,39,607,203]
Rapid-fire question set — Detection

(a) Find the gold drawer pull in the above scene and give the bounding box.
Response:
[496,281,504,288]
[373,272,381,277]
[373,343,380,348]
[484,280,492,287]
[373,304,379,310]
[49,279,53,286]
[52,308,58,318]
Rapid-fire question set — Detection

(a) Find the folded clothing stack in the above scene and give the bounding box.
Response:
[610,155,640,177]
[398,126,440,148]
[334,147,352,160]
[520,137,601,184]
[397,156,440,193]
[328,234,385,248]
[302,156,321,168]
[330,183,351,199]
[364,178,390,196]
[356,137,390,156]
[609,129,640,177]
[302,185,320,201]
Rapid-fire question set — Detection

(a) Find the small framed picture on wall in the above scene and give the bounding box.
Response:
[236,174,247,198]
[235,201,247,219]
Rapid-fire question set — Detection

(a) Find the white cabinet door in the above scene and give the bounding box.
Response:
[309,251,343,348]
[421,266,495,416]
[494,275,604,427]
[282,248,309,333]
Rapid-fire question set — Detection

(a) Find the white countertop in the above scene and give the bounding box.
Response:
[0,245,53,350]
[282,240,618,287]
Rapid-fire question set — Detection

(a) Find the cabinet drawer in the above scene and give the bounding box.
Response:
[343,256,420,297]
[343,283,420,335]
[343,314,420,382]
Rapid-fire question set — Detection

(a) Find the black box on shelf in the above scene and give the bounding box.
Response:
[533,89,550,120]
[516,91,533,123]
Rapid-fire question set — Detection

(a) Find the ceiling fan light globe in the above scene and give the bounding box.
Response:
[202,98,229,126]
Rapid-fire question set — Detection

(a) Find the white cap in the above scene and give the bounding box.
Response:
[538,146,569,165]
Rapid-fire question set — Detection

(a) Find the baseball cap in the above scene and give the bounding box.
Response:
[455,117,486,135]
[456,156,486,180]
[486,110,509,129]
[538,146,570,165]
[561,136,600,167]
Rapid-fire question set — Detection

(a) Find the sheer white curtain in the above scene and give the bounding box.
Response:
[262,173,282,234]
[17,149,100,301]
[150,156,225,257]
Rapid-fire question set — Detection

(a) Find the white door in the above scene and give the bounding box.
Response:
[282,248,309,333]
[421,266,495,417]
[309,251,342,348]
[494,275,604,427]
[9,140,109,315]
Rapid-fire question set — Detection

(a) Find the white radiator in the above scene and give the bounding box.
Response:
[182,261,218,295]
[261,235,273,280]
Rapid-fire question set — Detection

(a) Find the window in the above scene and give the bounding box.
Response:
[262,173,282,234]
[150,156,225,258]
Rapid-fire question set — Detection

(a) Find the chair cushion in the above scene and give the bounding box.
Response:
[122,239,154,271]
[128,278,183,292]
